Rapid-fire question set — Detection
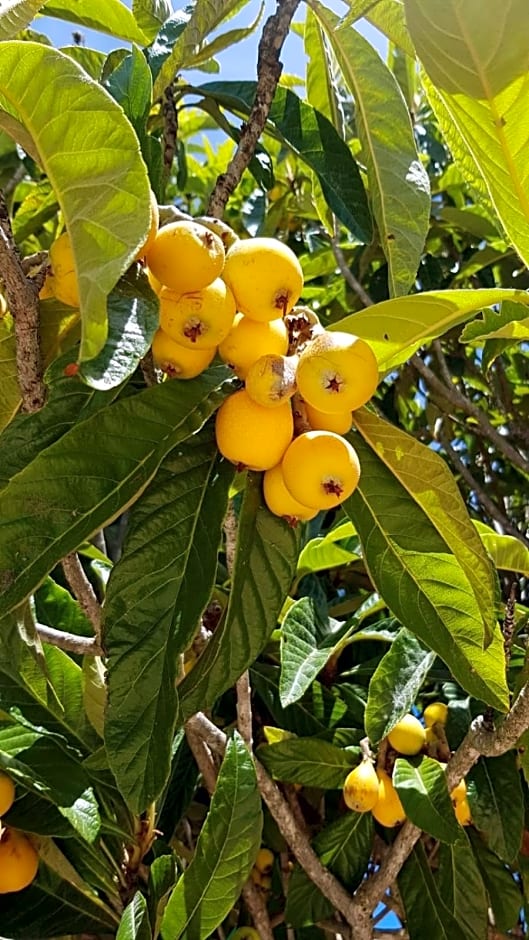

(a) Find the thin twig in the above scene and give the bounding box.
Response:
[207,0,301,218]
[224,500,238,578]
[162,82,178,177]
[62,552,103,643]
[185,721,218,795]
[438,428,529,547]
[35,623,102,656]
[0,192,45,411]
[412,353,529,476]
[236,671,253,750]
[330,222,374,308]
[242,882,275,940]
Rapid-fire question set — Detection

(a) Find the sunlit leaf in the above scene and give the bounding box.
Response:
[474,521,529,576]
[43,0,149,43]
[365,629,435,744]
[133,0,172,42]
[393,756,462,843]
[460,300,529,343]
[0,0,45,40]
[257,736,357,788]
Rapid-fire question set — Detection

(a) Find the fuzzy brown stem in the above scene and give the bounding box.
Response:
[62,552,103,644]
[207,0,301,218]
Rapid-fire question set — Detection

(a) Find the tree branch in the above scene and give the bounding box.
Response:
[62,552,103,645]
[330,223,374,308]
[207,0,301,218]
[0,192,46,412]
[35,623,102,656]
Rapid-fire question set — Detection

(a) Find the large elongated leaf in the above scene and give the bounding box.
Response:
[469,830,523,932]
[280,596,352,707]
[437,838,488,940]
[352,409,498,642]
[105,430,233,813]
[43,0,149,43]
[398,843,468,940]
[310,1,430,296]
[344,433,509,711]
[178,474,301,722]
[405,0,529,269]
[0,0,46,41]
[0,861,119,938]
[286,812,373,926]
[257,737,357,789]
[196,82,372,243]
[161,733,262,940]
[0,41,151,361]
[0,367,232,618]
[468,754,523,863]
[333,287,529,371]
[365,628,435,745]
[304,8,344,132]
[393,756,462,843]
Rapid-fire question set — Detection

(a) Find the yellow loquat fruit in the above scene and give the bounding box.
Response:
[151,329,216,379]
[218,313,289,378]
[438,763,467,804]
[423,702,448,728]
[387,714,426,756]
[455,797,472,826]
[0,772,15,817]
[296,331,378,414]
[49,231,79,308]
[255,847,275,875]
[135,190,159,261]
[159,279,236,350]
[343,759,379,813]
[222,237,303,322]
[281,430,361,510]
[0,828,39,893]
[146,220,225,293]
[232,929,260,940]
[263,463,318,524]
[245,354,298,408]
[146,266,163,296]
[304,402,353,435]
[371,769,406,828]
[215,389,293,471]
[38,275,55,301]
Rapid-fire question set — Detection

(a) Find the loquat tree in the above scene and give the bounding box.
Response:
[0,1,528,938]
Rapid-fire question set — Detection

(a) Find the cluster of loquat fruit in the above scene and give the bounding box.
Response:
[0,771,39,894]
[342,703,471,828]
[44,198,379,524]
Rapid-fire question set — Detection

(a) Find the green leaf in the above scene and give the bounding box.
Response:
[257,737,357,789]
[104,45,153,139]
[352,409,498,644]
[366,0,415,57]
[469,829,523,932]
[296,522,360,578]
[0,313,20,433]
[333,287,529,371]
[468,754,523,863]
[474,521,529,576]
[310,1,430,297]
[179,474,301,722]
[344,432,509,711]
[393,756,462,843]
[117,893,153,940]
[43,0,149,43]
[104,430,233,812]
[304,8,344,131]
[365,628,435,745]
[161,733,262,940]
[0,0,46,40]
[133,0,172,42]
[0,860,119,937]
[286,812,373,926]
[280,597,353,707]
[437,837,488,940]
[79,267,159,390]
[405,0,529,269]
[35,576,93,639]
[460,300,529,343]
[0,366,232,618]
[0,41,151,361]
[153,0,243,97]
[398,842,468,940]
[0,720,100,842]
[59,45,106,80]
[148,853,177,938]
[251,662,349,737]
[0,352,120,490]
[196,81,372,243]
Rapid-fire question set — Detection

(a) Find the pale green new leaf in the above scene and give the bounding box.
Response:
[311,1,430,296]
[353,408,498,642]
[405,0,529,269]
[460,300,529,343]
[0,0,45,40]
[474,521,529,576]
[153,0,243,99]
[0,41,151,362]
[161,733,262,940]
[43,0,149,43]
[333,287,529,371]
